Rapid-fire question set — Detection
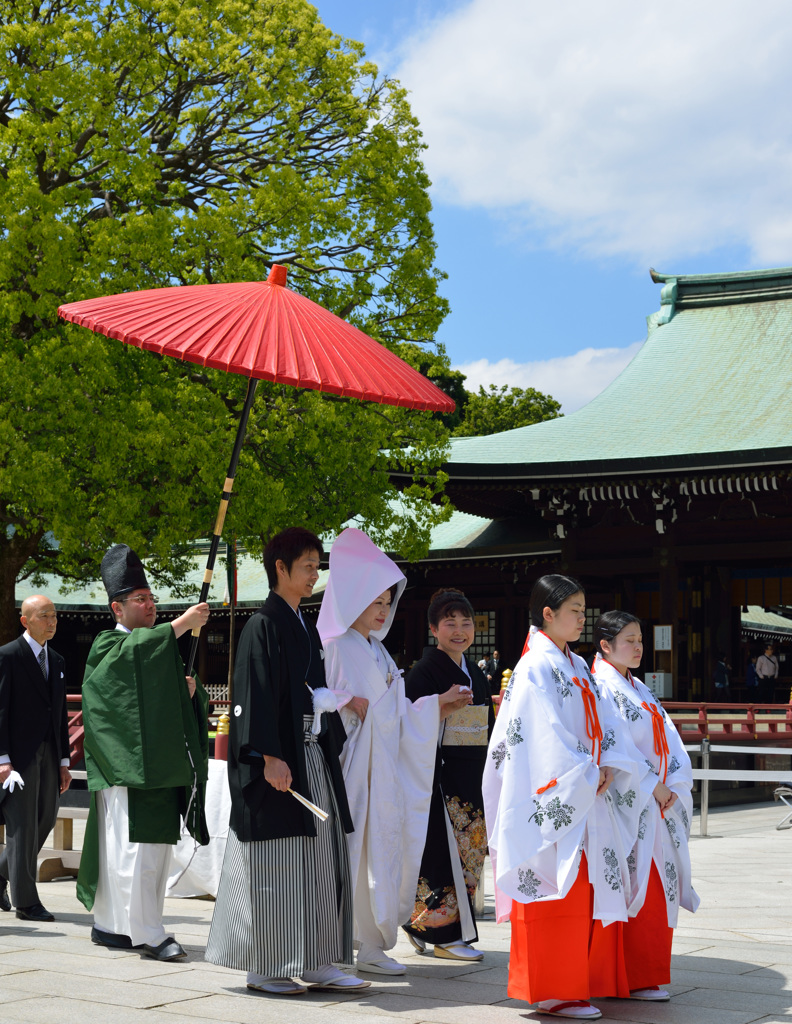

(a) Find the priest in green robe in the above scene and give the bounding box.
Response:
[77,544,210,962]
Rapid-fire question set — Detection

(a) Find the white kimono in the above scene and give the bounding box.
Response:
[483,629,653,927]
[324,631,438,952]
[592,655,700,927]
[318,526,441,958]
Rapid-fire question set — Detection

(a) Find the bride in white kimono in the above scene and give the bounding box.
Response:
[318,528,471,976]
[592,611,699,1001]
[483,575,653,1021]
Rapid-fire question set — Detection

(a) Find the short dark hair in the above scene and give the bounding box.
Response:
[264,527,324,589]
[427,588,474,628]
[593,610,641,654]
[529,574,585,628]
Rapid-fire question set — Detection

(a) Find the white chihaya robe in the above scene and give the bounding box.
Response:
[483,630,654,927]
[592,655,700,927]
[323,630,439,951]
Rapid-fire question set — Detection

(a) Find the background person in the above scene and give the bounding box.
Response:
[712,653,731,703]
[319,529,471,976]
[403,588,494,962]
[593,611,699,1004]
[756,645,780,703]
[0,596,70,922]
[486,650,502,695]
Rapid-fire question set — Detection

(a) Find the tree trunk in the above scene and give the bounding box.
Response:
[0,530,44,645]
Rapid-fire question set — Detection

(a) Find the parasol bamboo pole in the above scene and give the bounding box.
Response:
[186,376,259,677]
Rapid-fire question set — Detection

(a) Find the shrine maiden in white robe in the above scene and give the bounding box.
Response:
[483,629,654,927]
[318,528,440,955]
[592,654,699,926]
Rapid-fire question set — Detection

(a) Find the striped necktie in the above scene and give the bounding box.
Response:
[37,646,47,678]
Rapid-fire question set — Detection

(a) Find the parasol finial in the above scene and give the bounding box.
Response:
[267,264,288,287]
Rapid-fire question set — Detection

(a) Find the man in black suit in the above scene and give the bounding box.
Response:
[486,649,502,696]
[0,595,71,921]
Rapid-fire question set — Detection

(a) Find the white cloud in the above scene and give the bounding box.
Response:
[395,0,792,264]
[454,342,643,412]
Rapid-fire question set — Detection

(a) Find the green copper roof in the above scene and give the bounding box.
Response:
[446,266,792,479]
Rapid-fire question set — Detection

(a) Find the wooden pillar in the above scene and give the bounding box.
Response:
[657,539,679,698]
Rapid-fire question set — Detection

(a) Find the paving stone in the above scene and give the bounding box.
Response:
[0,948,187,982]
[159,992,408,1024]
[0,969,201,1009]
[0,996,206,1024]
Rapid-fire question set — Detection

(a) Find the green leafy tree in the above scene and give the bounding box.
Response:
[0,0,453,641]
[453,384,562,437]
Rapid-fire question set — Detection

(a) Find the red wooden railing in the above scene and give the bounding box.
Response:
[663,702,792,746]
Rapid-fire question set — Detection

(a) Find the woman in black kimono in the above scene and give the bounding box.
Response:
[403,589,494,961]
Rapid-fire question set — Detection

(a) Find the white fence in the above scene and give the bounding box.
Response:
[685,740,792,836]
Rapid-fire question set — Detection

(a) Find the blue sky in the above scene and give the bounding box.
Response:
[311,0,790,410]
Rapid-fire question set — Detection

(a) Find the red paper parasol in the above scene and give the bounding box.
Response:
[58,265,454,672]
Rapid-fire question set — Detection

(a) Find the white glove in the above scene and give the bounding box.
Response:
[2,771,24,793]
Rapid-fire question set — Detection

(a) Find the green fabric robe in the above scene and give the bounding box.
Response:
[76,623,209,910]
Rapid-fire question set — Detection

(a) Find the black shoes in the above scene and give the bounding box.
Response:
[140,938,187,961]
[91,926,133,949]
[15,903,54,922]
[0,878,10,913]
[91,928,185,961]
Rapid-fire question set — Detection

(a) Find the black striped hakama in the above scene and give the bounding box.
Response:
[205,717,354,976]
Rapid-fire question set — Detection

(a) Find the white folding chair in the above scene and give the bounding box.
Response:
[773,787,792,830]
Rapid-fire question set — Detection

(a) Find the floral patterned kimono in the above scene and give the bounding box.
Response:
[483,629,656,1004]
[592,654,699,926]
[483,629,652,926]
[403,647,494,947]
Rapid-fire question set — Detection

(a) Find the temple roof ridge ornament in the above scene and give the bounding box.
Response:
[649,265,792,311]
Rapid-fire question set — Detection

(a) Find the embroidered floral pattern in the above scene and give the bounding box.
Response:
[577,741,590,755]
[637,805,649,841]
[664,816,681,849]
[491,740,508,769]
[551,665,573,699]
[678,803,690,833]
[517,867,540,899]
[601,728,616,751]
[529,794,575,831]
[411,878,459,930]
[613,690,642,722]
[445,797,488,893]
[665,861,677,902]
[627,850,637,875]
[603,847,623,891]
[668,755,681,774]
[506,717,524,747]
[645,758,657,775]
[614,787,636,808]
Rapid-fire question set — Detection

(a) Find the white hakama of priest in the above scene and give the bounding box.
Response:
[592,654,699,926]
[483,629,654,926]
[324,627,438,957]
[93,786,172,947]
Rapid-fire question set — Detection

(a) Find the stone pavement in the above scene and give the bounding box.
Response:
[0,800,790,1024]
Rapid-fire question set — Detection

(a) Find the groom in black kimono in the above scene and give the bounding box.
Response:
[205,526,368,996]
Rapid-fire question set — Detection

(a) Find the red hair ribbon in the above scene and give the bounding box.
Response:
[574,676,603,766]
